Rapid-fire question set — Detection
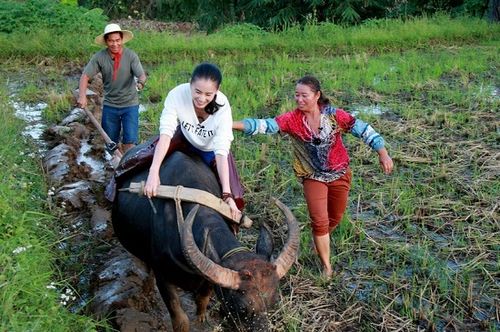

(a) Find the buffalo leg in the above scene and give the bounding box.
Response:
[195,283,213,323]
[155,274,189,332]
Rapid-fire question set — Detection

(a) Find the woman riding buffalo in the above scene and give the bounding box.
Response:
[144,63,243,220]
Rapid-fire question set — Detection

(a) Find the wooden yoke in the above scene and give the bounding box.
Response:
[123,181,253,228]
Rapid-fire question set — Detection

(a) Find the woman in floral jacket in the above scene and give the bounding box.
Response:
[233,75,393,278]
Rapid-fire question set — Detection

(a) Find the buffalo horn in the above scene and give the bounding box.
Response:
[181,204,242,290]
[272,198,300,279]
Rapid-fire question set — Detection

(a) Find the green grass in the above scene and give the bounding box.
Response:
[0,82,101,331]
[162,34,497,330]
[0,14,498,62]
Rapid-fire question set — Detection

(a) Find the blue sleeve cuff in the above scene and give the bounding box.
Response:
[371,137,385,151]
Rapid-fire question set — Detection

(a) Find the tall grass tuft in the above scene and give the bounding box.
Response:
[0,81,101,331]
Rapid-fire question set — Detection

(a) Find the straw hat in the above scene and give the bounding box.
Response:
[95,23,134,46]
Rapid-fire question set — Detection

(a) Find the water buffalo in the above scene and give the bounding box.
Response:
[112,150,300,331]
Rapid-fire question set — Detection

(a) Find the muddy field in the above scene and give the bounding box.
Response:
[9,41,499,331]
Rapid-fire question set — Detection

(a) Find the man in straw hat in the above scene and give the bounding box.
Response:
[77,23,146,154]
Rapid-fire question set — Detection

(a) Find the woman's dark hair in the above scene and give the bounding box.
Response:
[191,62,224,114]
[297,75,330,106]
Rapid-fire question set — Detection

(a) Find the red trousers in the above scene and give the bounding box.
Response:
[302,169,352,236]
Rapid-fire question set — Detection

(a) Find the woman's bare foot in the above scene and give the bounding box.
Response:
[322,266,333,279]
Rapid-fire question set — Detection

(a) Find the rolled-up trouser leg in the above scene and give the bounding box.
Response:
[303,179,330,236]
[327,169,352,232]
[303,169,352,236]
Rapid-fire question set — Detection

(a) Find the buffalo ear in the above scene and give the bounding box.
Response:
[256,222,274,260]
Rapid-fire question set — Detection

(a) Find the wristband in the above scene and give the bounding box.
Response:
[221,192,233,202]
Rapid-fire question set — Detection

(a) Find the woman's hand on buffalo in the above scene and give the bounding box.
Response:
[227,198,241,221]
[144,172,160,198]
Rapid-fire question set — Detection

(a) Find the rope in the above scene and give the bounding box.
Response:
[174,185,185,238]
[142,181,157,214]
[221,246,252,261]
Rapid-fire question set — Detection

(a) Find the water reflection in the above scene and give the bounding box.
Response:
[351,104,388,117]
[12,101,48,151]
[77,140,107,182]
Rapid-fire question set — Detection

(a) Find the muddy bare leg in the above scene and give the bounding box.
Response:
[313,234,332,278]
[155,274,189,332]
[195,284,213,323]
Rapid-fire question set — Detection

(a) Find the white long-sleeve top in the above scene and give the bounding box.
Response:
[159,83,234,156]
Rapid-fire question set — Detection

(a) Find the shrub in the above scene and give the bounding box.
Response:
[0,0,107,34]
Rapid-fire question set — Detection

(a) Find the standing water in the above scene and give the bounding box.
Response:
[12,101,48,152]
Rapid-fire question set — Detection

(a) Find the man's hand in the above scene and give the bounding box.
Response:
[136,81,145,91]
[77,95,88,109]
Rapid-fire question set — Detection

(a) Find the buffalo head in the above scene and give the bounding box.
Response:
[182,199,300,331]
[112,151,300,332]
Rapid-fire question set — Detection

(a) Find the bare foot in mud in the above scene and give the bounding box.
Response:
[322,267,333,279]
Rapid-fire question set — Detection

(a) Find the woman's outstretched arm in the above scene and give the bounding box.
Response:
[232,118,280,135]
[233,121,245,131]
[350,117,393,174]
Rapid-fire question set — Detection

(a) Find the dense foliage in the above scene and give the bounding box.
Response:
[0,0,107,34]
[78,0,493,31]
